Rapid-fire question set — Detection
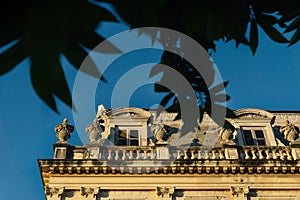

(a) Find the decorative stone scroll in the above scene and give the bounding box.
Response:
[86,118,104,142]
[230,186,249,200]
[86,104,110,144]
[280,120,300,144]
[152,122,169,144]
[219,128,235,145]
[80,187,100,199]
[156,186,175,199]
[45,186,64,199]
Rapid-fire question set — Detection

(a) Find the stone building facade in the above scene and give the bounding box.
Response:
[39,106,300,200]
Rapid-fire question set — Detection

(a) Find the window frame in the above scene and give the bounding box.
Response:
[115,126,141,146]
[241,127,268,146]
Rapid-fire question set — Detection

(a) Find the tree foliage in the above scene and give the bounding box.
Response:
[0,0,300,131]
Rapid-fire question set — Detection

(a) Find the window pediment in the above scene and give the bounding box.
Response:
[234,108,274,120]
[106,107,151,119]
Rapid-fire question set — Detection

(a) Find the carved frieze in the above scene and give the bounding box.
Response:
[274,113,300,126]
[156,186,175,199]
[81,187,100,199]
[230,186,249,200]
[45,187,64,199]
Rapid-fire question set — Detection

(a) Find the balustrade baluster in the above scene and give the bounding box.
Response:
[245,149,250,159]
[211,150,216,159]
[184,150,189,159]
[191,149,195,159]
[251,148,257,159]
[107,149,112,160]
[114,149,119,160]
[258,149,264,159]
[279,149,285,160]
[122,150,126,160]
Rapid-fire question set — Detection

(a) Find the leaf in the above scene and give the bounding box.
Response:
[0,40,27,75]
[149,64,164,78]
[63,42,105,81]
[289,28,300,46]
[80,32,122,53]
[257,18,288,43]
[0,30,19,47]
[284,15,300,33]
[30,54,73,112]
[209,81,229,94]
[250,20,259,55]
[256,13,278,25]
[225,108,236,118]
[279,9,300,23]
[154,83,171,93]
[160,92,175,108]
[213,94,230,103]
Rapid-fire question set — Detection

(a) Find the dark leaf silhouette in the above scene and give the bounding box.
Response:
[0,0,121,110]
[1,0,300,135]
[250,20,259,54]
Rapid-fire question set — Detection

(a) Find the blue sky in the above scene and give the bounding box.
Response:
[0,16,300,200]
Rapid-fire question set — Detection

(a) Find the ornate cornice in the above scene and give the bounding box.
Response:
[38,160,300,176]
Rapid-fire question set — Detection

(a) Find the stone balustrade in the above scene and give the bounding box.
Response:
[98,146,157,160]
[238,146,294,160]
[169,147,226,160]
[87,146,227,161]
[54,143,300,161]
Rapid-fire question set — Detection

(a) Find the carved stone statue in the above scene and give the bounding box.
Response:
[280,120,299,143]
[86,118,104,142]
[153,123,168,143]
[220,128,235,144]
[54,118,74,142]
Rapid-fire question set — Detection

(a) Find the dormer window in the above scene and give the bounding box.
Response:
[243,128,266,146]
[231,108,277,146]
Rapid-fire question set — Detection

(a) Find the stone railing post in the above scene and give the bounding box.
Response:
[156,142,170,159]
[53,143,70,159]
[85,143,100,159]
[290,141,300,160]
[224,143,239,160]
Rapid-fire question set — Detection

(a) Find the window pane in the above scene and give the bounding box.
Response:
[118,139,127,145]
[129,130,139,139]
[255,130,265,138]
[257,139,266,146]
[244,130,252,139]
[245,139,254,145]
[244,130,254,145]
[129,139,139,146]
[118,129,127,139]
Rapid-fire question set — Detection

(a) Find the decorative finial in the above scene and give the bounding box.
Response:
[54,118,74,142]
